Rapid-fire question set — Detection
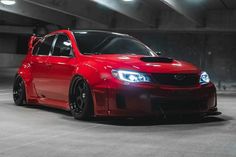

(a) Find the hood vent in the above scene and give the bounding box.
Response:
[140,57,173,63]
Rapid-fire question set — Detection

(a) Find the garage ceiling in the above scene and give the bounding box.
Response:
[0,0,235,34]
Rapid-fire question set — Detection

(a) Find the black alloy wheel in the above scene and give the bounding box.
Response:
[70,77,93,120]
[13,75,26,106]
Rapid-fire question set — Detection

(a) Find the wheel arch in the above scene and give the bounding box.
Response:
[15,72,29,103]
[17,63,36,103]
[13,74,27,105]
[69,75,95,116]
[70,62,110,117]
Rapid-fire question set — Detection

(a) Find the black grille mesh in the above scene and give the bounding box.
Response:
[152,73,199,87]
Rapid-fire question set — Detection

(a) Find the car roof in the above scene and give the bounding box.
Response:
[72,30,130,37]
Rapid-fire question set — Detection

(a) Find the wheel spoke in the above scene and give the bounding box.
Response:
[13,77,24,102]
[78,86,84,94]
[80,102,85,110]
[71,79,89,114]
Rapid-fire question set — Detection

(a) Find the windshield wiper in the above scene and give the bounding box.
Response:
[82,52,102,55]
[82,53,95,55]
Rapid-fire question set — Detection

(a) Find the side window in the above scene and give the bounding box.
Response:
[32,41,42,55]
[52,34,73,57]
[37,35,55,56]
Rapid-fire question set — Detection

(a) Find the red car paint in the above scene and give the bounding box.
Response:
[17,30,218,117]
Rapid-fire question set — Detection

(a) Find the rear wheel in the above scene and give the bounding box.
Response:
[13,75,26,106]
[69,77,93,120]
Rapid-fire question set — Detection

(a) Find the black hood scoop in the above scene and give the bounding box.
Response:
[140,57,173,63]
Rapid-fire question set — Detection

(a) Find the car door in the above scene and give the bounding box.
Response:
[30,35,56,98]
[46,34,77,102]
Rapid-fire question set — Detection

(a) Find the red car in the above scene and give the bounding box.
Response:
[13,30,219,120]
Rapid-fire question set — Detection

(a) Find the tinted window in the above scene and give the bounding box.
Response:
[52,34,72,57]
[73,31,154,56]
[32,41,41,55]
[100,38,152,55]
[37,35,55,56]
[74,32,111,54]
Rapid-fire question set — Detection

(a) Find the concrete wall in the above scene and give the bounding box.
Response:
[207,34,236,81]
[0,34,26,67]
[0,34,17,54]
[0,31,236,83]
[0,53,25,68]
[127,31,236,82]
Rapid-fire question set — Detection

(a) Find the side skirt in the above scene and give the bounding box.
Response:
[36,98,70,111]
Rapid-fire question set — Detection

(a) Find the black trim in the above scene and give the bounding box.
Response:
[140,57,173,63]
[116,94,126,109]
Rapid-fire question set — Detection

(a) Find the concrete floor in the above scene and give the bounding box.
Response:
[0,68,236,157]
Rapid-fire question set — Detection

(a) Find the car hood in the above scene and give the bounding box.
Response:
[86,54,200,74]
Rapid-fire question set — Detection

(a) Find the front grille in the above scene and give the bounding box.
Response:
[152,73,199,87]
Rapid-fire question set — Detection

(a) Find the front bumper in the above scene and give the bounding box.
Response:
[107,82,218,117]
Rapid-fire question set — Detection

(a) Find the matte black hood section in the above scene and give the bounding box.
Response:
[140,57,173,63]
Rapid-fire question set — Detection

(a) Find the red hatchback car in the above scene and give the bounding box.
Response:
[13,30,219,120]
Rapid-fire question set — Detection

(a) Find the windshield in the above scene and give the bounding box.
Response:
[73,31,155,56]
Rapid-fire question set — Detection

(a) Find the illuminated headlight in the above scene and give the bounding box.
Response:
[200,71,210,85]
[112,70,151,83]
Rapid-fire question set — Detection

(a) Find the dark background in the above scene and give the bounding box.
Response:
[1,32,235,82]
[1,0,236,89]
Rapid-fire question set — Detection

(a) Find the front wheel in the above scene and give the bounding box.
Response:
[69,77,94,120]
[13,75,26,106]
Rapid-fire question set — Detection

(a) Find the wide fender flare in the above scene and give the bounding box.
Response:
[72,63,109,87]
[17,64,33,101]
[70,64,110,112]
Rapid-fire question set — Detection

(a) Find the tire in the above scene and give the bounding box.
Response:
[69,76,94,120]
[13,75,26,106]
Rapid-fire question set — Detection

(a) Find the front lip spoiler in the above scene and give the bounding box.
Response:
[157,107,221,119]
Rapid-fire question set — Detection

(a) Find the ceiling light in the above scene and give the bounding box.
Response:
[1,0,16,5]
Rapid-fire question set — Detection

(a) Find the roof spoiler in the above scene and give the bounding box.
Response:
[28,34,42,52]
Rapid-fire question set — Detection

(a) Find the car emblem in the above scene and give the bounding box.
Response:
[174,74,186,81]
